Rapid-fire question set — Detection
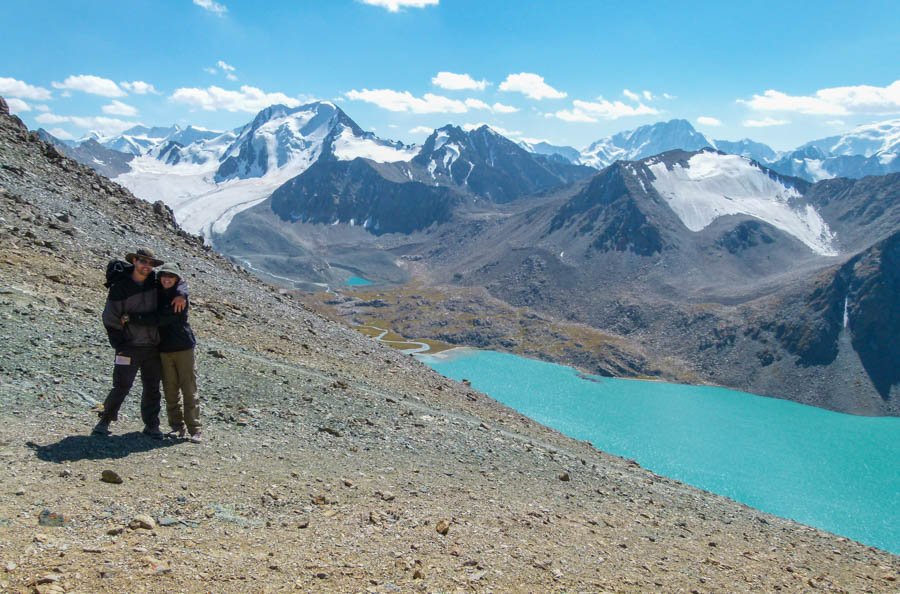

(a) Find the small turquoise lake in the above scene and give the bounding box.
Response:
[345,276,373,286]
[418,349,900,554]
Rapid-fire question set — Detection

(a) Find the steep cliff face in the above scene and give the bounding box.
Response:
[411,125,594,204]
[767,229,900,402]
[845,231,900,399]
[548,162,668,256]
[268,158,463,235]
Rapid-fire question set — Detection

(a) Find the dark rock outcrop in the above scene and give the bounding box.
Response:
[269,158,463,235]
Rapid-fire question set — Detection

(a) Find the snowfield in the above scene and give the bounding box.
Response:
[116,154,320,238]
[114,102,419,239]
[649,152,838,256]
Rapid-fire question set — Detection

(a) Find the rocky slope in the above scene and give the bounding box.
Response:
[2,97,898,592]
[405,151,899,415]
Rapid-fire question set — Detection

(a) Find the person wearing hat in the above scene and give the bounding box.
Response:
[93,248,186,439]
[125,262,201,442]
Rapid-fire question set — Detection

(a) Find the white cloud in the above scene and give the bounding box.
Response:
[826,119,846,127]
[696,116,722,127]
[48,128,75,140]
[102,100,138,117]
[359,0,439,11]
[52,75,126,98]
[345,88,467,113]
[550,97,660,122]
[205,62,237,80]
[575,98,659,118]
[34,104,50,112]
[409,126,434,135]
[170,85,303,112]
[432,71,488,91]
[7,98,30,113]
[461,98,517,114]
[462,123,521,137]
[743,117,789,128]
[121,81,159,95]
[491,102,518,114]
[35,113,136,135]
[739,80,900,116]
[34,113,70,124]
[0,77,52,100]
[499,73,566,100]
[549,109,597,123]
[625,89,659,102]
[663,93,675,100]
[193,0,227,15]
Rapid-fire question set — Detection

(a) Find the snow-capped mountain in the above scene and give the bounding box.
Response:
[517,140,583,165]
[713,138,780,163]
[114,101,418,238]
[410,124,593,203]
[581,119,715,168]
[765,120,900,182]
[215,102,416,182]
[801,119,900,159]
[37,129,135,178]
[149,130,238,167]
[645,150,834,255]
[94,125,180,155]
[767,145,900,182]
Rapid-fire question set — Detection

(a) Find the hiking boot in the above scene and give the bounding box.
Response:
[91,421,111,436]
[166,427,186,439]
[189,431,202,444]
[142,426,164,440]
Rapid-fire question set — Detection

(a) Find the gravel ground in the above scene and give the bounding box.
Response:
[1,103,898,592]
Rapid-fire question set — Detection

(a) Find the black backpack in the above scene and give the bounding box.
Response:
[104,259,134,288]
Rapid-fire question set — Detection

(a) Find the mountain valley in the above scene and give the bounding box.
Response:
[6,94,900,591]
[35,100,900,416]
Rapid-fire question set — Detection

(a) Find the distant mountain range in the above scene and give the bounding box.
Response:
[27,98,900,415]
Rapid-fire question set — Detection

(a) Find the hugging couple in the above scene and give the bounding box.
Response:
[92,247,202,443]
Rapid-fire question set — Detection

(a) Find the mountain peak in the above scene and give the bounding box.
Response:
[582,119,714,169]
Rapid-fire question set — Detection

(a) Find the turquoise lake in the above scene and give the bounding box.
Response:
[418,349,900,554]
[345,276,373,286]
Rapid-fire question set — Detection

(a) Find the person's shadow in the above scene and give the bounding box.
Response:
[27,432,180,463]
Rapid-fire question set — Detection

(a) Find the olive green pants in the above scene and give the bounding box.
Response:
[160,349,200,434]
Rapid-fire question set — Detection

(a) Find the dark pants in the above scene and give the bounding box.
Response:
[100,346,162,429]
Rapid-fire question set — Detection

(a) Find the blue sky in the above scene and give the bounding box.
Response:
[2,0,898,151]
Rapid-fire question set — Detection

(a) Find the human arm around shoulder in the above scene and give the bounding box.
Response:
[129,302,184,328]
[101,285,127,349]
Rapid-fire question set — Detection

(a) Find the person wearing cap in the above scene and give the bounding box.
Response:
[124,262,202,443]
[93,248,186,439]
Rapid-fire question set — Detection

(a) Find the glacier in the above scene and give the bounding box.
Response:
[648,152,838,256]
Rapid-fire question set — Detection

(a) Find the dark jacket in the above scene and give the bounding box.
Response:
[130,286,196,353]
[102,272,187,350]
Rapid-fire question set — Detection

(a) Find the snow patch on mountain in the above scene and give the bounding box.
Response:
[648,152,837,256]
[582,119,714,169]
[331,127,417,162]
[116,154,306,237]
[803,119,900,158]
[115,101,416,238]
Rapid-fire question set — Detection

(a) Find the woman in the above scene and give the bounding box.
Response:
[123,262,201,442]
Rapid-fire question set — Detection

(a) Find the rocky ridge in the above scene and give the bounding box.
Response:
[1,97,898,591]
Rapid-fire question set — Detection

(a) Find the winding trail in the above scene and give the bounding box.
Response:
[357,324,431,354]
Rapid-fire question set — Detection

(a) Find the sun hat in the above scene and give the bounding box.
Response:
[157,261,182,280]
[125,247,164,267]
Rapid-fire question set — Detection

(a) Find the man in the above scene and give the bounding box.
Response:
[92,248,186,439]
